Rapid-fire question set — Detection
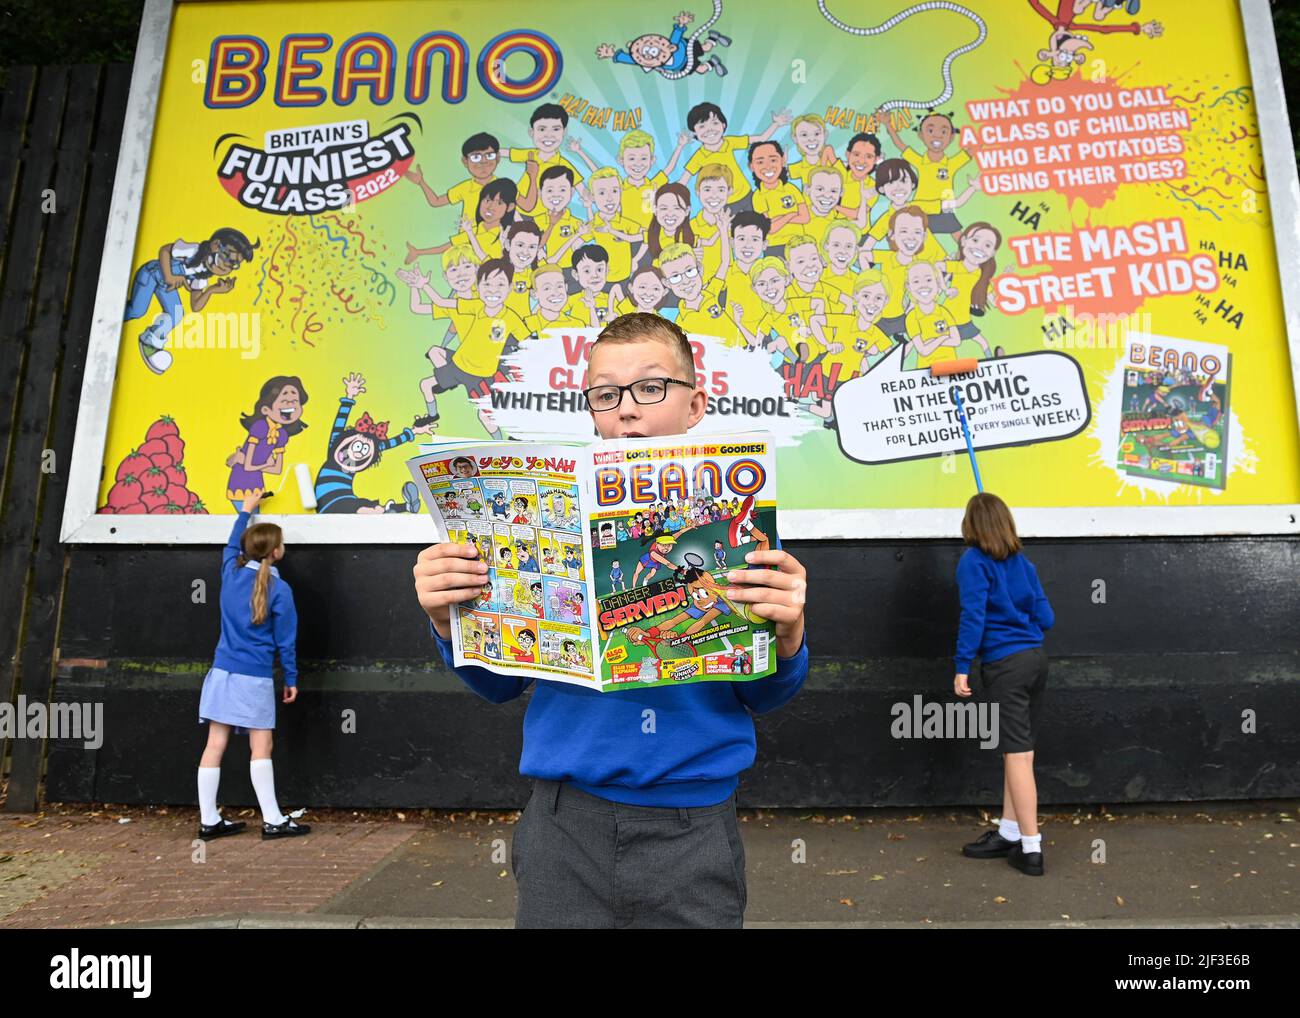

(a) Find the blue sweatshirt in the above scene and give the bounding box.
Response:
[429,535,809,806]
[213,510,299,686]
[432,625,807,806]
[954,546,1054,674]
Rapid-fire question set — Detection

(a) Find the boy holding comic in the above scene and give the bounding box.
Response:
[413,312,810,929]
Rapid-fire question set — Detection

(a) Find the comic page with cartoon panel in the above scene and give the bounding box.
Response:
[407,442,600,686]
[583,431,780,691]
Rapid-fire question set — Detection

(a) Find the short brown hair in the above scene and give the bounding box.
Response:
[887,205,929,251]
[961,492,1022,560]
[476,257,514,285]
[593,312,695,381]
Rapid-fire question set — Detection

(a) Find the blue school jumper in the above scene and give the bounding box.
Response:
[429,538,809,807]
[954,546,1054,674]
[213,510,299,686]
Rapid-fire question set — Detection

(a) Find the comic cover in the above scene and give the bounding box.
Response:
[1117,337,1231,489]
[587,432,778,690]
[407,431,779,691]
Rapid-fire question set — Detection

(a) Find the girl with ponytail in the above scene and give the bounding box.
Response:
[196,491,309,842]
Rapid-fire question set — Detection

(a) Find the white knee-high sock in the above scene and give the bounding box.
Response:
[249,758,287,826]
[198,767,221,826]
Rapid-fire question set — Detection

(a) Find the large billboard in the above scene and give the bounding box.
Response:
[63,0,1300,541]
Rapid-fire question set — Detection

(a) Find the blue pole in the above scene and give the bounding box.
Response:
[950,384,983,493]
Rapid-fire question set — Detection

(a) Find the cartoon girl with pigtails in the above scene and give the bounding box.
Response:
[879,108,978,241]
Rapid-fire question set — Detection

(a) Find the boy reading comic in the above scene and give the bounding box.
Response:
[412,313,810,928]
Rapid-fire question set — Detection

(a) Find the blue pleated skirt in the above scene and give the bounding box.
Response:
[198,667,276,733]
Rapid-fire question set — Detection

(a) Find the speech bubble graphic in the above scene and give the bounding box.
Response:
[832,345,1091,464]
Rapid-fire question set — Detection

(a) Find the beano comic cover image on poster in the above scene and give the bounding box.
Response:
[587,434,778,689]
[406,432,780,691]
[1116,335,1231,489]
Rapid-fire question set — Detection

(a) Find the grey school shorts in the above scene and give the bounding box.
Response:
[511,778,747,929]
[980,646,1049,754]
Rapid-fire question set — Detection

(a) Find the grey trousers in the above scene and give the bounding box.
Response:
[511,778,747,929]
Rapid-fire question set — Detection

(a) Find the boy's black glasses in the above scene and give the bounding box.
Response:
[583,377,694,411]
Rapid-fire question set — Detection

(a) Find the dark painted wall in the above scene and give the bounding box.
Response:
[45,536,1300,808]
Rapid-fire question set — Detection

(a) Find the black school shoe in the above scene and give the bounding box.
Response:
[198,817,247,841]
[1007,842,1045,876]
[961,829,1017,858]
[262,818,312,840]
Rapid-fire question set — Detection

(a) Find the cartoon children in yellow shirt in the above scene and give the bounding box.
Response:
[749,139,809,251]
[657,207,734,342]
[836,131,885,218]
[804,166,870,248]
[722,210,771,345]
[941,221,1001,358]
[403,131,500,219]
[880,109,977,240]
[690,162,735,281]
[903,261,961,369]
[566,129,684,232]
[679,102,793,208]
[783,234,854,318]
[861,205,941,340]
[787,113,840,192]
[866,159,978,253]
[729,256,805,366]
[608,264,669,318]
[405,178,517,263]
[509,103,586,215]
[524,263,586,337]
[555,167,643,284]
[500,219,543,320]
[820,218,862,294]
[525,164,587,261]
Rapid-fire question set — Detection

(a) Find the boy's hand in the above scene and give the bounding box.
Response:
[954,673,971,697]
[283,686,298,704]
[240,491,265,514]
[725,549,807,658]
[414,543,490,639]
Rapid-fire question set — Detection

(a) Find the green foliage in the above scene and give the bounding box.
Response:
[0,0,145,68]
[1271,0,1300,162]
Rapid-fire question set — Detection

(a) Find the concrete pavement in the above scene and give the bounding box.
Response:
[1,799,1295,928]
